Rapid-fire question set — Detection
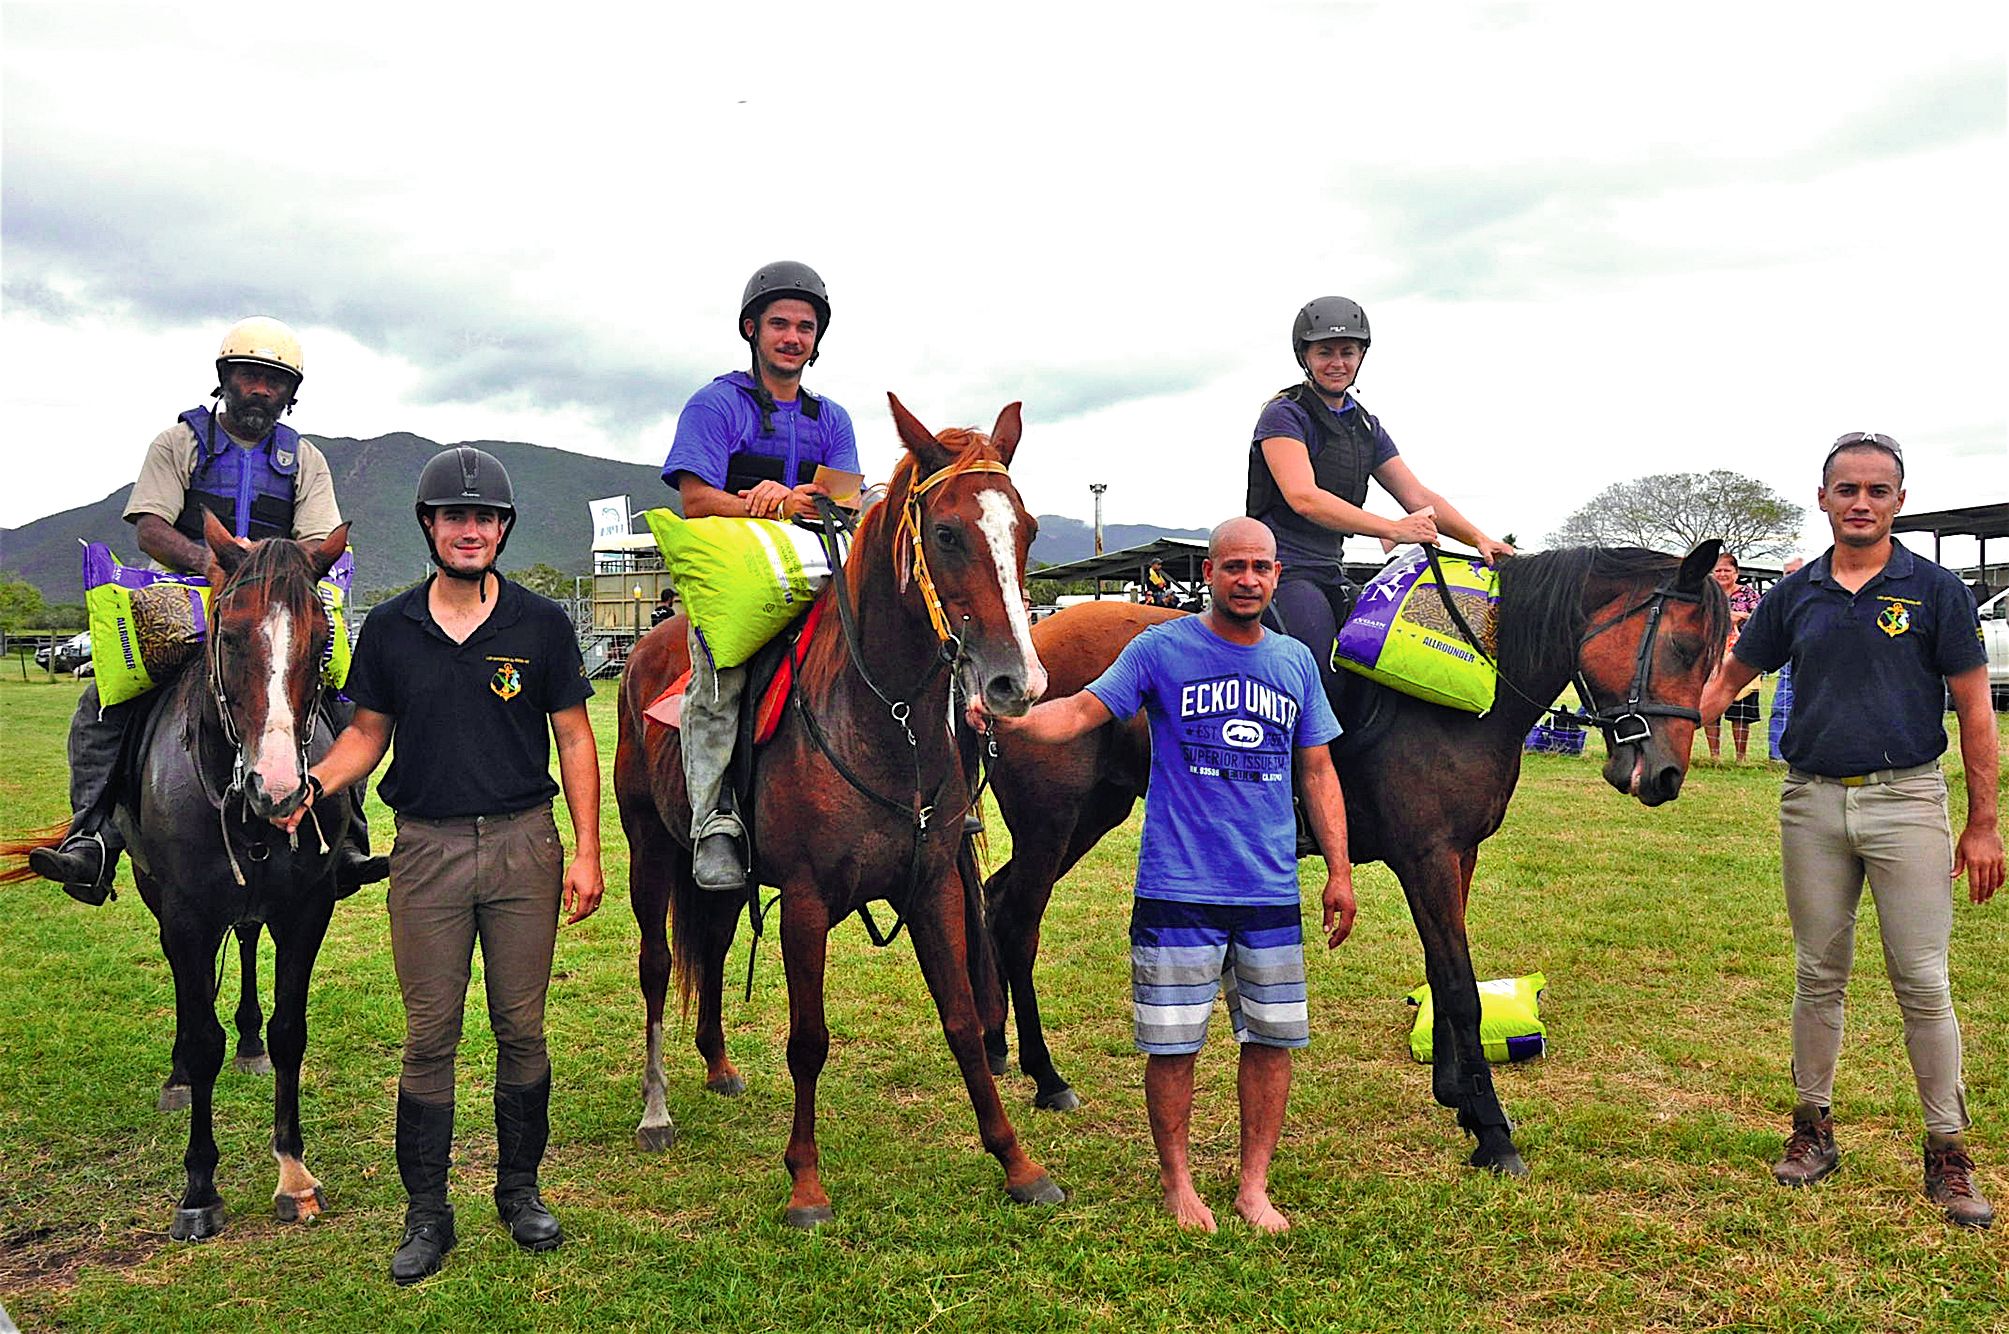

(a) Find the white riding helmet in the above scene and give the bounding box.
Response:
[216,316,305,386]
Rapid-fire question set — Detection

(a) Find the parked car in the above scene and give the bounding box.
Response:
[37,631,91,675]
[1980,588,2009,711]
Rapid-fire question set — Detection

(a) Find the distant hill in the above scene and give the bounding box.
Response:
[0,432,1196,600]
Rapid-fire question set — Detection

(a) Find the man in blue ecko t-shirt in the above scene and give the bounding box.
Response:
[1702,432,2001,1229]
[989,517,1355,1234]
[659,261,859,893]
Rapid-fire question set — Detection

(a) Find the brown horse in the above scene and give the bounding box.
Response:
[982,542,1727,1175]
[615,394,1064,1227]
[5,513,354,1238]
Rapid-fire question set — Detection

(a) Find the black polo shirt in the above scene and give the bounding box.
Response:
[1734,543,1984,777]
[346,574,593,819]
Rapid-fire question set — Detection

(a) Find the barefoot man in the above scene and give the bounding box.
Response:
[987,517,1356,1231]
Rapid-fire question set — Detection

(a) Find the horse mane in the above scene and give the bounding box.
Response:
[218,537,322,622]
[1495,546,1729,682]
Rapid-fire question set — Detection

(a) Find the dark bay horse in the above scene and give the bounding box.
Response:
[982,542,1727,1175]
[5,513,356,1238]
[616,395,1065,1227]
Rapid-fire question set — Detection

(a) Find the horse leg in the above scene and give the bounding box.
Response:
[907,886,1065,1208]
[987,861,1077,1111]
[232,922,272,1075]
[627,809,681,1151]
[265,905,330,1223]
[692,885,743,1097]
[162,915,229,1240]
[1400,851,1525,1177]
[778,894,835,1229]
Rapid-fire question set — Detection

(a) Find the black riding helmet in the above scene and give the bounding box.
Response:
[415,447,517,587]
[1292,295,1372,371]
[739,261,831,365]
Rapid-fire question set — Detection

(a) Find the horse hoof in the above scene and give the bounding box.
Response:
[1034,1086,1081,1113]
[784,1204,834,1230]
[274,1185,327,1223]
[1004,1174,1067,1206]
[170,1203,226,1241]
[705,1073,745,1098]
[1469,1146,1530,1178]
[636,1123,678,1153]
[158,1085,191,1112]
[234,1053,274,1076]
[987,1053,1008,1077]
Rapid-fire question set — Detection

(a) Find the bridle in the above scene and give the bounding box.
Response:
[1569,584,1705,746]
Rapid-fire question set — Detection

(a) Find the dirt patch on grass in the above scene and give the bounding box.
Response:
[0,1223,162,1294]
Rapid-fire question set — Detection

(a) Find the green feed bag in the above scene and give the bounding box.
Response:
[1335,546,1498,714]
[1405,972,1547,1064]
[84,543,354,707]
[643,509,837,670]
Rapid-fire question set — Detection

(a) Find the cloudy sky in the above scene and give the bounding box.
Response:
[4,2,2004,566]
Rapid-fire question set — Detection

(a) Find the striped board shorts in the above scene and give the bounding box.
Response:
[1130,897,1309,1055]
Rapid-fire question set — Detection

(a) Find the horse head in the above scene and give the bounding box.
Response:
[1575,539,1726,807]
[883,393,1048,718]
[203,511,351,820]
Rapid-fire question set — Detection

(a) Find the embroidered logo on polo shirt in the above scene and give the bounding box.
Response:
[1876,598,1914,638]
[490,661,523,700]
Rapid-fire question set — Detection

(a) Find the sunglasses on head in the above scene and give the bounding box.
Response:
[1824,431,1904,475]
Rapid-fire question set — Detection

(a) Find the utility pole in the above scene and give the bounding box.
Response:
[1089,483,1108,556]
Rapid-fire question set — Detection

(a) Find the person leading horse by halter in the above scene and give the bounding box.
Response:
[659,261,859,894]
[1248,296,1516,704]
[30,317,385,904]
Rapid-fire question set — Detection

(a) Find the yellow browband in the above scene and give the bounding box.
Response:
[893,459,1011,644]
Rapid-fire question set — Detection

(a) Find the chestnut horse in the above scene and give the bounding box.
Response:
[5,513,354,1238]
[982,542,1727,1175]
[615,394,1064,1227]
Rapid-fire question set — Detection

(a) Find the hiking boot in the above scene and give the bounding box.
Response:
[692,812,746,893]
[1925,1135,1994,1229]
[29,832,113,906]
[390,1208,457,1285]
[495,1074,563,1253]
[1772,1105,1839,1187]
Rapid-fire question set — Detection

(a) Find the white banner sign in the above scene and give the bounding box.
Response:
[589,495,631,543]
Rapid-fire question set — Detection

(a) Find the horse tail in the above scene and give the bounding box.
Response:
[959,833,1006,1035]
[0,821,71,885]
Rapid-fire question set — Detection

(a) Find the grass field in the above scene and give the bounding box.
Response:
[1,674,2004,1332]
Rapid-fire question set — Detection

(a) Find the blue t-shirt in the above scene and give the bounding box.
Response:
[661,370,859,492]
[1734,543,1985,776]
[1085,616,1341,905]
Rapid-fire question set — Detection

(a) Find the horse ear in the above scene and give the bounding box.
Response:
[203,509,248,576]
[1676,539,1722,592]
[307,523,351,581]
[887,392,955,476]
[990,402,1023,467]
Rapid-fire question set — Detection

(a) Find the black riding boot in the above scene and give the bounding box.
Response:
[334,789,388,896]
[36,684,130,905]
[30,829,117,905]
[495,1072,562,1251]
[390,1094,457,1285]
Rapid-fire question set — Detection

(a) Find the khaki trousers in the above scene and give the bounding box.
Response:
[388,803,563,1104]
[1779,766,1967,1134]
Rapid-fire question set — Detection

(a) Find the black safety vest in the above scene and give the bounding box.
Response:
[1245,384,1380,546]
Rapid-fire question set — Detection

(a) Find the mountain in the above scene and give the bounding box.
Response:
[0,431,1197,600]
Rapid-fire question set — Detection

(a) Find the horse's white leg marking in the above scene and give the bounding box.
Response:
[253,608,303,803]
[640,1019,671,1134]
[273,1148,324,1220]
[974,490,1048,702]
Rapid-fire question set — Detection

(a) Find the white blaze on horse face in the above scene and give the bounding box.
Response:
[974,489,1048,703]
[253,605,303,802]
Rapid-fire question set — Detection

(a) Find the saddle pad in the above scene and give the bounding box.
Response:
[644,599,826,745]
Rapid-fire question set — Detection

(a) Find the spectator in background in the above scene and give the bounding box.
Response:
[1767,556,1804,760]
[1703,549,1762,763]
[649,590,675,627]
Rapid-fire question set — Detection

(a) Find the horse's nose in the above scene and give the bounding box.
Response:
[984,668,1044,718]
[1639,762,1685,808]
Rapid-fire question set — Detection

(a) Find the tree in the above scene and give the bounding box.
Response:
[512,562,580,602]
[1547,470,1803,561]
[0,575,47,633]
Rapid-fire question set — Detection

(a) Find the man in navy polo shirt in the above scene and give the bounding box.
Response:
[278,447,605,1281]
[660,261,858,892]
[990,517,1356,1233]
[1702,431,2002,1228]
